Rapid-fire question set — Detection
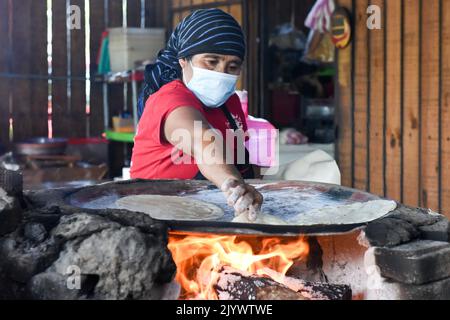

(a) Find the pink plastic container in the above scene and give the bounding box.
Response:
[236,91,278,167]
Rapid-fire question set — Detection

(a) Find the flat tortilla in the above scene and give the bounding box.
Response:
[232,200,397,226]
[232,212,288,225]
[288,200,397,226]
[115,195,224,221]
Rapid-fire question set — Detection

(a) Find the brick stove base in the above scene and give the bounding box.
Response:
[308,206,450,300]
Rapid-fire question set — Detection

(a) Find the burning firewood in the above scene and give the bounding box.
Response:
[214,266,352,300]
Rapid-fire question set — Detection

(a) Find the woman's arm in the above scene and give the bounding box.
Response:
[164,106,263,219]
[163,106,241,186]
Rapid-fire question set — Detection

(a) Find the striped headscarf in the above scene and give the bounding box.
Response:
[138,8,246,118]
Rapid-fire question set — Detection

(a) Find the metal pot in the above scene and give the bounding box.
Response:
[14,138,68,156]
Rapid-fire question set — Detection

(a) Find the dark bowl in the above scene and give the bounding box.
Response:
[14,137,68,156]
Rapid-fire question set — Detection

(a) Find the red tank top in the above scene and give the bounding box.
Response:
[130,80,248,180]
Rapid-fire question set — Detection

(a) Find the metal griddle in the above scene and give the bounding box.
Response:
[67,180,386,236]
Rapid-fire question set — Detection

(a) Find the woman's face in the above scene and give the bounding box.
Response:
[179,53,243,84]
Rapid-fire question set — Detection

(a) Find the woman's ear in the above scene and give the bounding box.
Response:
[179,58,187,69]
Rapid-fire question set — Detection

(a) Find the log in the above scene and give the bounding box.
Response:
[214,267,352,301]
[215,267,309,300]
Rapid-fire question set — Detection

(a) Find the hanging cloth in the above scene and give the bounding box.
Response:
[305,0,336,33]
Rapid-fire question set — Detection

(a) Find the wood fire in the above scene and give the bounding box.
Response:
[168,232,310,300]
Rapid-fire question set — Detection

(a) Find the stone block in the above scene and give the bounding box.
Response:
[0,168,23,196]
[419,219,450,242]
[375,240,450,285]
[366,277,450,300]
[0,188,22,236]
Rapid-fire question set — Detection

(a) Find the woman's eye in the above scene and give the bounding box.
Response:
[228,65,240,73]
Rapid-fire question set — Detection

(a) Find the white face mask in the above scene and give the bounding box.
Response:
[185,61,239,108]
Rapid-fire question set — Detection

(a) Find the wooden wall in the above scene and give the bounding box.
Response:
[0,0,48,147]
[336,0,450,217]
[0,0,169,148]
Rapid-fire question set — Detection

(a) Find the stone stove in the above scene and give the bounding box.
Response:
[1,168,450,300]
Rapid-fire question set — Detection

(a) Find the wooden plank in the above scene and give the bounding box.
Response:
[127,0,141,27]
[9,1,35,141]
[0,0,11,148]
[108,0,124,27]
[267,0,290,29]
[145,0,155,27]
[368,0,385,196]
[402,0,420,207]
[108,0,125,124]
[11,0,48,142]
[146,0,169,28]
[353,0,369,191]
[229,4,244,90]
[70,0,87,138]
[0,0,8,68]
[229,4,242,25]
[89,0,106,137]
[245,0,260,117]
[259,0,269,120]
[52,0,69,139]
[28,0,48,140]
[180,0,191,8]
[385,0,402,202]
[161,0,170,32]
[441,0,450,218]
[336,0,353,187]
[172,0,181,8]
[420,0,440,211]
[217,5,230,13]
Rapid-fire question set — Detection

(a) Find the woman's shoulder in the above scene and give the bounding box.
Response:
[141,80,204,124]
[156,80,192,98]
[159,79,185,90]
[148,80,201,109]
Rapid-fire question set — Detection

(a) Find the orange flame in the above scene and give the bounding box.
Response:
[168,232,310,300]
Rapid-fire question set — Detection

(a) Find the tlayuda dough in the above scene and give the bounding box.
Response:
[232,200,397,226]
[288,200,397,226]
[115,195,224,221]
[232,212,288,225]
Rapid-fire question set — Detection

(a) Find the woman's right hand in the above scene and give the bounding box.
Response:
[163,107,263,219]
[221,178,263,221]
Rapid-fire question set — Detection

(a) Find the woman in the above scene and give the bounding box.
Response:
[131,9,263,221]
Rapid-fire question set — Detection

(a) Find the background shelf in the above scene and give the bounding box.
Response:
[105,130,135,143]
